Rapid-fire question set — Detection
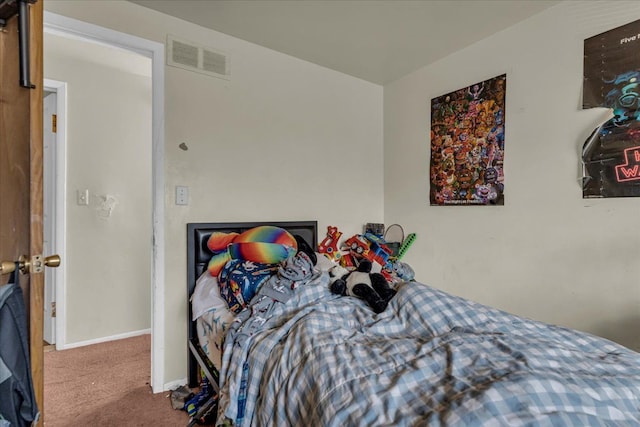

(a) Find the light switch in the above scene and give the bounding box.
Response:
[77,189,89,206]
[176,186,189,205]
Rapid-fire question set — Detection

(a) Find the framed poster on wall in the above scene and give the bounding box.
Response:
[429,74,506,206]
[582,18,640,198]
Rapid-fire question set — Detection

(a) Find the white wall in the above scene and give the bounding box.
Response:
[43,1,384,386]
[44,34,152,344]
[384,0,640,351]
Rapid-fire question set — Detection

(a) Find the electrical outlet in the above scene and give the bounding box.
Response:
[77,189,89,206]
[175,186,189,205]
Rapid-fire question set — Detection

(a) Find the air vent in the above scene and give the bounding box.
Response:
[167,35,230,80]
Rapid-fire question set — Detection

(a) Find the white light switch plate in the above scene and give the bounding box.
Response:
[175,186,189,205]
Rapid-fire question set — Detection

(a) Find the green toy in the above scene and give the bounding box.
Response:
[396,233,416,260]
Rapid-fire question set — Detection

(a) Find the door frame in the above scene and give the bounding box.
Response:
[43,79,66,348]
[43,12,166,392]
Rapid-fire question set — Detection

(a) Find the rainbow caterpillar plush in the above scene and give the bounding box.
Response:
[207,226,298,276]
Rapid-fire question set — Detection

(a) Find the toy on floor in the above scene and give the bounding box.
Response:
[184,377,216,418]
[170,385,195,410]
[329,259,396,313]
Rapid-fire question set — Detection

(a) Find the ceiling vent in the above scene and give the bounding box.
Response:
[167,35,230,80]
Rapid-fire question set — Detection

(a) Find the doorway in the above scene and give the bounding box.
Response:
[43,12,166,392]
[42,82,65,347]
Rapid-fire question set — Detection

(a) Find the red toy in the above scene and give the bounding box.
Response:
[344,234,369,256]
[343,233,394,274]
[339,252,357,269]
[318,226,343,261]
[345,234,392,264]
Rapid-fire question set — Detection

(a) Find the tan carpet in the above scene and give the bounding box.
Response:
[43,334,189,426]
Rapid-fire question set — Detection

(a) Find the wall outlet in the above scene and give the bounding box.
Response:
[77,189,89,206]
[175,185,189,205]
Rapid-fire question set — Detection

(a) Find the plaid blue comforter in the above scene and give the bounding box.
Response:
[217,276,640,426]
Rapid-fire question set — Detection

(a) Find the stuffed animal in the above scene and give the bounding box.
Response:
[207,226,298,276]
[327,263,349,285]
[330,259,396,313]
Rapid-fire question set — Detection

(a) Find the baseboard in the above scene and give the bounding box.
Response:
[163,377,187,392]
[60,328,151,350]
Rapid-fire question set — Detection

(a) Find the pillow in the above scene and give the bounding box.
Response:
[191,272,229,321]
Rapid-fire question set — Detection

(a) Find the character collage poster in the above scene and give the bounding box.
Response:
[430,74,505,206]
[582,18,640,198]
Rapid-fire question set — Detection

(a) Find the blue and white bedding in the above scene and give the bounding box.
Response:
[216,274,640,426]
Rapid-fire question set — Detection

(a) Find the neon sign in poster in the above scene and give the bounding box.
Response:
[582,18,640,198]
[430,74,505,206]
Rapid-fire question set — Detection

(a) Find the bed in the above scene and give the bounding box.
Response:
[187,221,640,426]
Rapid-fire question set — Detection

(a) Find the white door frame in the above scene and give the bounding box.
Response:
[43,12,166,393]
[43,79,66,348]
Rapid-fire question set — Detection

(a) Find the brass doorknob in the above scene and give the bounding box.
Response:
[43,254,61,268]
[0,254,61,275]
[0,261,17,275]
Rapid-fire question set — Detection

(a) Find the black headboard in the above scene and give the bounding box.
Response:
[186,220,317,386]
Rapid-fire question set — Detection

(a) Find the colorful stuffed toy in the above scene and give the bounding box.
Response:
[207,226,298,277]
[329,259,396,313]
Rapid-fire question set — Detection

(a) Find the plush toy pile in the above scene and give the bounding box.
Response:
[207,226,301,313]
[204,224,415,316]
[317,225,417,313]
[317,225,415,282]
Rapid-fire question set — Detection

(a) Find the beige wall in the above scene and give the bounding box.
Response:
[47,0,638,390]
[384,1,640,351]
[44,34,152,343]
[44,1,384,386]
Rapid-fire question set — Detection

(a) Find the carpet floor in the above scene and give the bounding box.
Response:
[43,334,189,426]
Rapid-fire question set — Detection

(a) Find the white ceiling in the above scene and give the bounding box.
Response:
[129,0,559,85]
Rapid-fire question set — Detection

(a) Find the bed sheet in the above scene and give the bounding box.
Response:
[217,277,640,427]
[192,272,235,371]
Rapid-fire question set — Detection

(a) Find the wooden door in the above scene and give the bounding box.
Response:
[0,1,45,426]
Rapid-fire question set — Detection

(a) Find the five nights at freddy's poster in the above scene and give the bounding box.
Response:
[582,18,640,198]
[430,74,505,206]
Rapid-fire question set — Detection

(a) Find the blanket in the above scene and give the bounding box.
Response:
[217,277,640,426]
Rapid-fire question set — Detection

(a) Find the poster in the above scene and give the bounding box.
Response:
[430,74,505,206]
[582,18,640,198]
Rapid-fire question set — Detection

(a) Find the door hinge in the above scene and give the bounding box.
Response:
[52,114,57,133]
[51,301,56,318]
